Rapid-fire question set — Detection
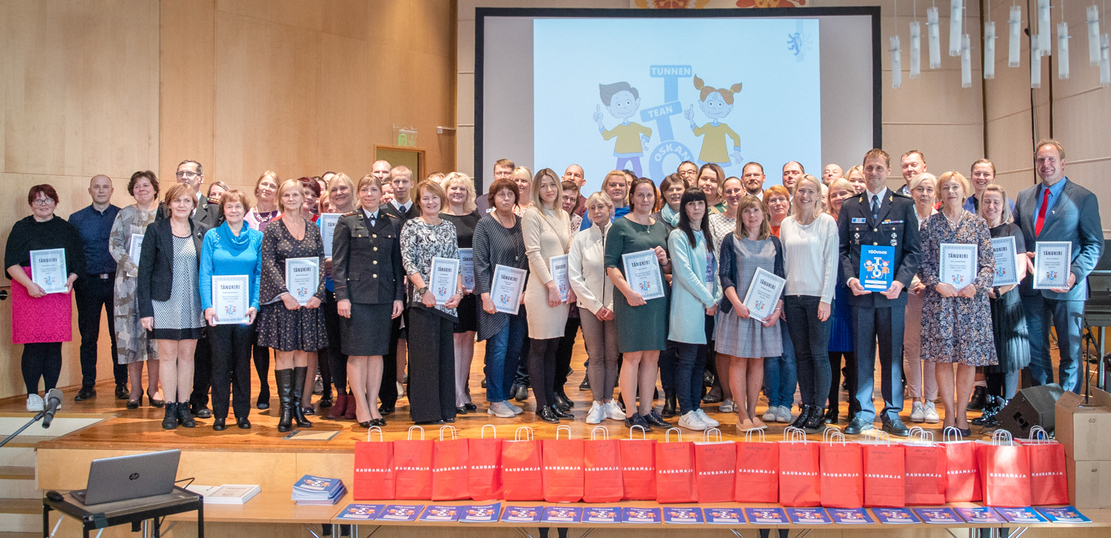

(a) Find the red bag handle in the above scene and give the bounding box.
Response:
[744,428,766,442]
[822,426,847,445]
[514,426,534,441]
[590,426,609,440]
[942,426,964,443]
[782,426,808,443]
[439,425,458,441]
[628,424,647,439]
[664,427,682,443]
[555,424,572,440]
[367,425,385,442]
[481,424,498,439]
[407,425,425,440]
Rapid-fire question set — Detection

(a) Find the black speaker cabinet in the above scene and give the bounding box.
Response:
[997,383,1065,438]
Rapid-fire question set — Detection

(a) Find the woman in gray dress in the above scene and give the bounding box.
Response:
[109,171,162,409]
[715,195,785,432]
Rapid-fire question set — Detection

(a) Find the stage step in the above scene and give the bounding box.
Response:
[0,498,39,533]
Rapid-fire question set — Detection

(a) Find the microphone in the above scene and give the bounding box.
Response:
[42,389,62,428]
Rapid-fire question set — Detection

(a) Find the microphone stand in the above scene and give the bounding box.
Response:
[0,411,46,448]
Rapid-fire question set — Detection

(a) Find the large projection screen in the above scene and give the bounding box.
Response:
[476,8,880,195]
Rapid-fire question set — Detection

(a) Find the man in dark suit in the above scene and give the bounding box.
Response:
[838,148,921,436]
[1014,139,1103,394]
[377,164,418,415]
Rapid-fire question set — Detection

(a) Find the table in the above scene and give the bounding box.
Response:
[43,486,204,538]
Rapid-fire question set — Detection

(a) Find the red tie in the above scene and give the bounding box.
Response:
[1034,187,1050,237]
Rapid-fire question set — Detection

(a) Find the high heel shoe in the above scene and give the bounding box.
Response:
[126,394,141,409]
[147,391,164,408]
[291,367,313,428]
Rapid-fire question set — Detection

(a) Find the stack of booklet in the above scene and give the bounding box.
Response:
[185,484,261,505]
[291,475,346,505]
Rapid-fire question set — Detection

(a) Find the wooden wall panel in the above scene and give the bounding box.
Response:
[159,0,217,185]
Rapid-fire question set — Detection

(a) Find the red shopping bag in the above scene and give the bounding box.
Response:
[542,425,584,503]
[862,436,905,508]
[978,431,1031,507]
[431,426,470,501]
[501,426,544,501]
[353,426,395,500]
[583,426,623,502]
[656,428,697,503]
[904,430,946,506]
[735,429,779,503]
[467,425,503,500]
[1020,427,1068,506]
[393,426,433,500]
[619,425,657,500]
[779,428,821,507]
[818,428,863,508]
[694,429,736,503]
[942,427,982,502]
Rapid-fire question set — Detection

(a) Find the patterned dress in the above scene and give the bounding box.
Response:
[400,217,459,318]
[919,211,998,366]
[257,218,328,352]
[108,204,159,363]
[150,235,204,339]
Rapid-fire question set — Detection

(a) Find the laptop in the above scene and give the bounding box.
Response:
[70,449,181,506]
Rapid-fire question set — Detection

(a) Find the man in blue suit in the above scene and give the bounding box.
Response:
[838,148,921,436]
[1014,139,1103,394]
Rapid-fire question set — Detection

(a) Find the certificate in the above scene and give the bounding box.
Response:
[285,257,320,305]
[622,250,664,301]
[858,245,894,292]
[549,254,570,302]
[318,213,341,257]
[429,256,459,305]
[742,266,785,321]
[491,264,527,315]
[1034,241,1071,289]
[211,275,250,325]
[129,233,145,264]
[991,236,1020,287]
[939,243,977,291]
[29,248,68,294]
[458,248,475,292]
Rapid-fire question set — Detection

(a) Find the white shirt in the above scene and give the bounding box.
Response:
[780,214,840,303]
[866,187,890,212]
[391,199,412,213]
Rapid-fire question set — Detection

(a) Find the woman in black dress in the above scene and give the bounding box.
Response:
[332,175,405,427]
[439,172,481,414]
[257,179,328,432]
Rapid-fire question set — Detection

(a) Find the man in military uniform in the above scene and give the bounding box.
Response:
[837,148,921,437]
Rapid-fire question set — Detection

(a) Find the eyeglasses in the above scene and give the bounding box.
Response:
[32,198,55,206]
[175,171,199,178]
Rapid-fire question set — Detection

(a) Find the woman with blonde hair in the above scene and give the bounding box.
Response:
[512,166,533,215]
[823,177,859,423]
[905,172,941,424]
[439,172,481,414]
[844,165,867,194]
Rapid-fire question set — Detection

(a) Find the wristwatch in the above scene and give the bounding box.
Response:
[416,286,429,296]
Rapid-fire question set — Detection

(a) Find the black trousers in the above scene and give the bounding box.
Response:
[74,276,125,388]
[529,337,561,408]
[323,290,346,395]
[189,333,212,410]
[22,342,62,394]
[209,323,253,420]
[407,307,456,423]
[379,312,404,408]
[828,351,860,415]
[553,315,580,388]
[513,338,532,386]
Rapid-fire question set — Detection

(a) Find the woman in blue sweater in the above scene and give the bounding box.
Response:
[199,190,263,430]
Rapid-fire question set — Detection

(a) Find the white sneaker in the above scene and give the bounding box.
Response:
[586,402,605,424]
[923,401,940,424]
[909,401,925,423]
[27,394,44,412]
[775,405,792,423]
[762,406,778,422]
[696,409,720,428]
[504,400,524,415]
[604,400,626,421]
[487,401,515,418]
[678,410,708,431]
[719,399,736,413]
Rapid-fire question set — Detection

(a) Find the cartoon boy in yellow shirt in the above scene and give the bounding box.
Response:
[593,82,652,177]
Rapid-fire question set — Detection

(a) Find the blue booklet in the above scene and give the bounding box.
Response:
[705,508,746,524]
[745,507,788,525]
[582,507,621,524]
[1038,506,1092,523]
[621,507,662,524]
[541,506,582,523]
[459,503,501,523]
[787,507,833,524]
[998,507,1049,524]
[419,505,460,522]
[859,245,895,291]
[914,507,964,524]
[828,508,875,524]
[955,507,1006,524]
[335,503,384,521]
[501,505,542,523]
[662,507,703,524]
[873,508,920,524]
[378,504,424,522]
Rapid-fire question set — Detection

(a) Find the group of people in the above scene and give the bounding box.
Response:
[7,138,1101,437]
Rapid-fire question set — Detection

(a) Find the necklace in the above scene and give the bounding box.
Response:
[943,210,962,228]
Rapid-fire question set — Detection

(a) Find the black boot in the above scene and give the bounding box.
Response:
[822,406,839,424]
[790,405,813,429]
[177,402,196,428]
[555,387,574,409]
[662,389,677,418]
[968,386,987,411]
[162,402,179,430]
[276,369,294,432]
[804,406,826,432]
[292,367,314,428]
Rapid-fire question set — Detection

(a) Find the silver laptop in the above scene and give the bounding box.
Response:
[70,449,180,505]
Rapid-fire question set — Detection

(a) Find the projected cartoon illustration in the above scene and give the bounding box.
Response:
[593,82,653,177]
[685,75,744,166]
